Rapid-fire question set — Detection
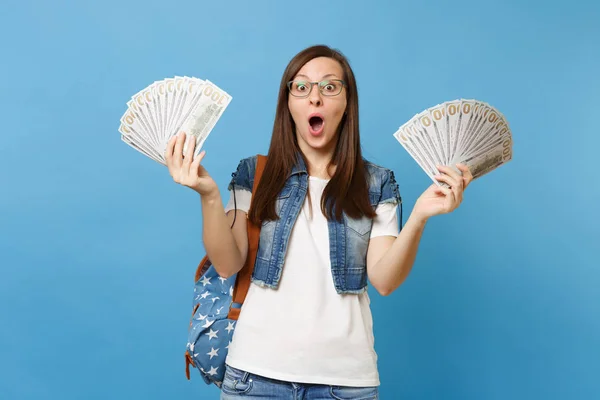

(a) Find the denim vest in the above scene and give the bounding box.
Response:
[227,154,402,294]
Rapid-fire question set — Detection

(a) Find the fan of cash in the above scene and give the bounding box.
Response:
[118,76,232,165]
[393,99,512,186]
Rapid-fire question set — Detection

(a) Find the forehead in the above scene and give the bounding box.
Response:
[294,57,343,80]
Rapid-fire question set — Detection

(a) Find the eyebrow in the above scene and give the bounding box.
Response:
[294,73,339,80]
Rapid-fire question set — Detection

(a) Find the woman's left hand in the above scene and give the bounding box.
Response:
[412,164,473,222]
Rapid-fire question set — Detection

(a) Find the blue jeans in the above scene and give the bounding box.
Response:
[220,364,379,400]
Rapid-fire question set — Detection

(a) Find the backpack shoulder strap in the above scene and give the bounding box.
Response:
[185,154,267,380]
[227,154,267,320]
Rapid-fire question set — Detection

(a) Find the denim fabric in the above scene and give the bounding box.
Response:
[228,153,401,294]
[220,365,379,400]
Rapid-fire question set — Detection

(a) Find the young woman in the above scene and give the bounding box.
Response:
[166,45,472,399]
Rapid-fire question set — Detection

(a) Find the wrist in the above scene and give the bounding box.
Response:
[200,188,221,205]
[407,211,429,228]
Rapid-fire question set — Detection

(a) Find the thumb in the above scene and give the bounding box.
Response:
[191,150,206,174]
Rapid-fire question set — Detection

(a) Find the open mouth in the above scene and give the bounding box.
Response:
[308,114,324,135]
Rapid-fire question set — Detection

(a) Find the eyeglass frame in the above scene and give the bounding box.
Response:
[286,79,347,98]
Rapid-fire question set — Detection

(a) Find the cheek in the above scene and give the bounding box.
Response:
[334,97,347,115]
[330,100,347,123]
[288,100,302,126]
[340,100,347,117]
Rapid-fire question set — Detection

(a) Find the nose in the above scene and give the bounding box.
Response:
[308,84,322,106]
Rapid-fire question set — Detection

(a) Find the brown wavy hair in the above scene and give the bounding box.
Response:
[248,45,376,225]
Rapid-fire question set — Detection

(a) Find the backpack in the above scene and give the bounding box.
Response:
[184,154,267,387]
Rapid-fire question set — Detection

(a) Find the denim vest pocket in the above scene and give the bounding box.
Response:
[343,192,380,236]
[336,191,382,293]
[256,182,297,269]
[278,183,294,199]
[261,182,294,228]
[344,214,372,236]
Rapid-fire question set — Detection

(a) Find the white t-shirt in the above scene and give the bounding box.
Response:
[223,176,399,387]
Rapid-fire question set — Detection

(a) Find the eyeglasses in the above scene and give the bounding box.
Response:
[287,79,346,98]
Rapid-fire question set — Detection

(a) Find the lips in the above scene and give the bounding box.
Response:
[308,113,325,136]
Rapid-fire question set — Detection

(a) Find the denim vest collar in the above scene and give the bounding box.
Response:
[289,152,308,177]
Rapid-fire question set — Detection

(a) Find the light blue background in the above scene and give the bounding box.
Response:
[1,0,598,399]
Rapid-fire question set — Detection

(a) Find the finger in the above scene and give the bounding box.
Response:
[436,185,457,212]
[190,150,206,177]
[173,132,186,168]
[438,167,463,200]
[452,184,462,204]
[183,134,195,170]
[434,185,453,198]
[455,163,470,173]
[455,186,464,204]
[434,172,460,189]
[437,165,463,187]
[456,163,473,188]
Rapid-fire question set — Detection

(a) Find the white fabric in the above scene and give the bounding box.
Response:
[222,177,399,387]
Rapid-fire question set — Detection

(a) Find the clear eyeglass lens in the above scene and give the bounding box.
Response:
[289,80,343,97]
[319,80,342,96]
[290,81,310,96]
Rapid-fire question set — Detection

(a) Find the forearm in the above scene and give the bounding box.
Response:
[370,212,428,295]
[200,190,245,278]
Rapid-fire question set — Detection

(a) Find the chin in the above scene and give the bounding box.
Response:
[300,132,336,151]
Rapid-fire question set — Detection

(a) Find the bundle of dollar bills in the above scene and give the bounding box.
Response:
[119,76,232,165]
[393,99,512,186]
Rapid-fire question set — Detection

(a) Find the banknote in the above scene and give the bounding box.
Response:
[393,124,440,184]
[119,76,232,165]
[179,80,232,156]
[426,103,449,165]
[393,99,512,186]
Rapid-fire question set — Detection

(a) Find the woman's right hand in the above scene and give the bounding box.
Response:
[165,132,218,197]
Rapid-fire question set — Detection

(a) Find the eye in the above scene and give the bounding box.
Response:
[295,81,308,91]
[321,80,339,93]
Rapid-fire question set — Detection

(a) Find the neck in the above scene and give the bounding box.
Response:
[297,140,337,179]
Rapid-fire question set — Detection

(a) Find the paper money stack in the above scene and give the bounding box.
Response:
[393,99,512,186]
[119,76,232,165]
